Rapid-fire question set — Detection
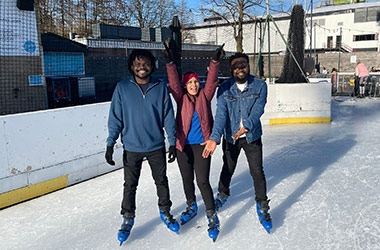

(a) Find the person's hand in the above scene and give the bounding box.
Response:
[231,127,248,140]
[105,146,115,166]
[168,146,177,163]
[163,40,175,64]
[212,43,225,61]
[201,140,217,158]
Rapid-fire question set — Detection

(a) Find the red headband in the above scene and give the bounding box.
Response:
[182,73,199,85]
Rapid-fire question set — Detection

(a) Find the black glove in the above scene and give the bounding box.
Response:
[105,146,115,166]
[163,40,175,64]
[212,43,226,61]
[168,146,177,163]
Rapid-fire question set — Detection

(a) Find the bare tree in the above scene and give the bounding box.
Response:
[36,0,56,33]
[182,26,197,43]
[201,0,263,52]
[126,0,178,28]
[36,0,182,37]
[174,0,197,43]
[74,0,90,37]
[38,0,69,36]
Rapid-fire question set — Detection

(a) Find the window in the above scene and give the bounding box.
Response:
[327,36,333,48]
[354,7,380,22]
[354,8,367,23]
[353,34,377,41]
[367,7,380,22]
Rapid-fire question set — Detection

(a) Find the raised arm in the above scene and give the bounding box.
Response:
[166,63,184,102]
[203,60,220,100]
[163,41,184,102]
[203,44,225,100]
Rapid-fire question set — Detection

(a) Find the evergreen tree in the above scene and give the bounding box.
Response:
[277,5,306,83]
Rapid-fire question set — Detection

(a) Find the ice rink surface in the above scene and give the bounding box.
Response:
[1,96,380,250]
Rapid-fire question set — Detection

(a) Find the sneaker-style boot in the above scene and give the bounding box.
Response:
[180,201,198,225]
[118,213,135,246]
[159,210,180,234]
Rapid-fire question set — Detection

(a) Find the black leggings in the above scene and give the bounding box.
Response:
[176,144,215,212]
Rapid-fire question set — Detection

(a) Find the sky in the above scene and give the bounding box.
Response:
[184,0,380,18]
[184,0,311,15]
[181,0,317,23]
[1,95,380,250]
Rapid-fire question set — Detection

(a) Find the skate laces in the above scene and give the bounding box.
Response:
[120,214,135,233]
[257,200,271,222]
[182,202,197,217]
[215,193,228,208]
[160,211,176,225]
[207,213,219,230]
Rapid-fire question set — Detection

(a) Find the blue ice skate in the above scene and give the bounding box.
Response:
[256,200,272,233]
[117,213,135,246]
[180,201,198,225]
[207,210,220,242]
[160,210,180,234]
[214,192,229,211]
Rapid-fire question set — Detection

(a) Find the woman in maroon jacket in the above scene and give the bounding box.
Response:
[164,43,224,241]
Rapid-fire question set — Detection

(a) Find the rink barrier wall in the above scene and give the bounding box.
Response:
[0,83,331,209]
[262,82,332,125]
[0,102,124,209]
[0,175,68,208]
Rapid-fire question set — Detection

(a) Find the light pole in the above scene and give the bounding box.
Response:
[314,23,316,57]
[266,0,271,79]
[338,27,342,71]
[310,0,313,58]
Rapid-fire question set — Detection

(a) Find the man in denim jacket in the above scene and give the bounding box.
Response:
[202,52,272,233]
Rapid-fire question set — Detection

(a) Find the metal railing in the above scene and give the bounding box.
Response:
[333,72,380,97]
[322,42,353,52]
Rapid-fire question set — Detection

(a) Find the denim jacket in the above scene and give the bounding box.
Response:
[209,75,267,144]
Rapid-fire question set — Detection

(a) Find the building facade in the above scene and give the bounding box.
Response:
[184,1,380,54]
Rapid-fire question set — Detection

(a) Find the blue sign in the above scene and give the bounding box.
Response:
[23,40,37,53]
[28,75,43,86]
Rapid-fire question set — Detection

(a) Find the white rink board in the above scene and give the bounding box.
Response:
[0,83,331,194]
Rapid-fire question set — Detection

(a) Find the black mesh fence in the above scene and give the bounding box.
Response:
[0,1,231,116]
[1,0,45,115]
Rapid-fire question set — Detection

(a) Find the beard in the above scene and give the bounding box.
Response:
[135,73,150,80]
[234,73,249,83]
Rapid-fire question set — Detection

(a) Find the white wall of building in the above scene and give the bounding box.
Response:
[185,2,380,54]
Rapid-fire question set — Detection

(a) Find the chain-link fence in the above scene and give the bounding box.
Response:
[1,1,231,116]
[0,0,46,115]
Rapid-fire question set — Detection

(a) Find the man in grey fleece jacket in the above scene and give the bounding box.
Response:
[105,49,179,245]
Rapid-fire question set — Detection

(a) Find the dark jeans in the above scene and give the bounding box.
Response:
[218,137,268,203]
[120,147,172,215]
[354,76,360,96]
[176,144,215,211]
